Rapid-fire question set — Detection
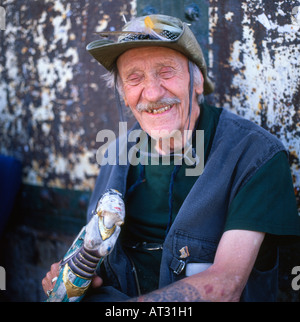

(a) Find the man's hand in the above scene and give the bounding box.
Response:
[42,262,60,296]
[42,262,103,296]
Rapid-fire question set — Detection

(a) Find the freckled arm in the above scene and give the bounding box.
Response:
[128,230,265,302]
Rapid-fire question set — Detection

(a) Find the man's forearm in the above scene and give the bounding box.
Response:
[128,230,264,302]
[127,264,243,302]
[127,278,206,302]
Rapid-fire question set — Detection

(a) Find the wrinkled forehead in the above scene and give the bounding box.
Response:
[116,46,189,71]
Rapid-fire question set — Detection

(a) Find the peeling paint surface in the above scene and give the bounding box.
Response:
[0,0,299,304]
[0,0,135,191]
[209,0,300,212]
[0,0,299,213]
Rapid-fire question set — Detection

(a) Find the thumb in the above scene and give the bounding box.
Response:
[91,275,103,289]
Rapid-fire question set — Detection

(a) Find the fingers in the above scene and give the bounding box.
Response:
[42,262,61,295]
[42,261,103,297]
[50,262,60,276]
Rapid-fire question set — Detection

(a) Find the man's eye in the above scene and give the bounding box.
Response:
[127,74,142,85]
[159,68,175,79]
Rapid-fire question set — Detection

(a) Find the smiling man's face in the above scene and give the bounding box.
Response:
[117,47,203,145]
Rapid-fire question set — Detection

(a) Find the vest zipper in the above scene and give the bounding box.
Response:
[124,249,141,297]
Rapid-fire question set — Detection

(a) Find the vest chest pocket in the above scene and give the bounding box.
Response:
[170,230,218,278]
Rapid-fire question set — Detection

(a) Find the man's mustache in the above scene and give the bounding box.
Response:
[136,97,181,112]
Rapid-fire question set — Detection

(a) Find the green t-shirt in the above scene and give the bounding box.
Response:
[121,103,300,294]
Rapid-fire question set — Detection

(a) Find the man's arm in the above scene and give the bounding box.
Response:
[129,230,265,302]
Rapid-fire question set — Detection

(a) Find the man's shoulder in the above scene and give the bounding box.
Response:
[219,108,269,135]
[216,108,285,151]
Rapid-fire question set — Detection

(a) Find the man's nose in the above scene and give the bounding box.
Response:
[142,77,165,102]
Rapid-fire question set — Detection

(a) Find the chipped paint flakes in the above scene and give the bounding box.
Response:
[0,0,98,191]
[208,6,219,70]
[210,0,300,211]
[95,15,110,33]
[230,34,299,125]
[52,4,72,46]
[257,12,300,35]
[130,0,137,16]
[225,12,234,22]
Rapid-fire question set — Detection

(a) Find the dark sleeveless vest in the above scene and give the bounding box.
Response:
[87,108,285,302]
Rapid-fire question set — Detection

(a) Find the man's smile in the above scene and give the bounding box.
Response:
[145,104,174,115]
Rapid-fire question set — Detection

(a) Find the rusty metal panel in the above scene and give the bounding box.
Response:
[0,0,136,192]
[0,0,299,302]
[208,0,300,212]
[0,0,299,217]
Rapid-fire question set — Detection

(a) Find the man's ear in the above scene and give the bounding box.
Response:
[195,73,204,95]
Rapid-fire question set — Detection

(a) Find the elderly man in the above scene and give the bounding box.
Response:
[43,14,300,302]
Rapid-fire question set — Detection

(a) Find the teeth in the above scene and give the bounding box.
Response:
[148,105,172,114]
